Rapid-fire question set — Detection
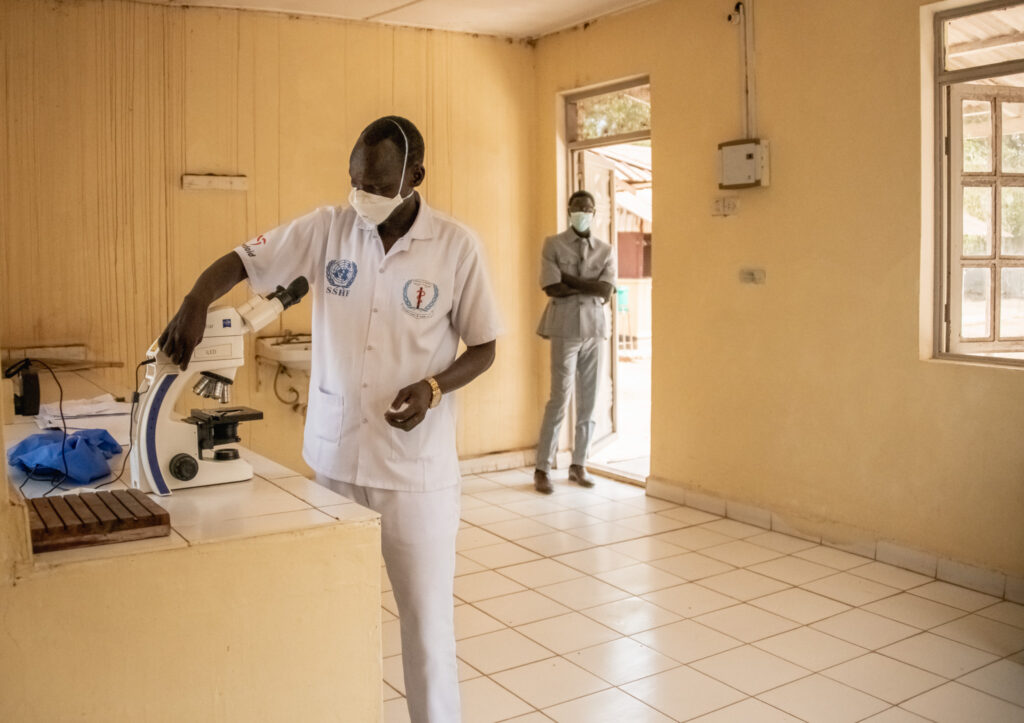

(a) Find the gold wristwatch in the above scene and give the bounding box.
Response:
[426,377,442,408]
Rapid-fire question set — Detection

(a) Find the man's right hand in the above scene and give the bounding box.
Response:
[158,295,209,370]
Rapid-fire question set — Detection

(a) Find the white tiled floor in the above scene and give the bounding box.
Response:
[382,468,1024,722]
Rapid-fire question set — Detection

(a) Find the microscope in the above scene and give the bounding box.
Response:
[130,277,309,496]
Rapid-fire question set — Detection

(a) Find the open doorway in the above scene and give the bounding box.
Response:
[564,80,652,483]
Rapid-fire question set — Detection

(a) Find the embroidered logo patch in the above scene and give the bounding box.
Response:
[326,259,358,297]
[402,279,439,318]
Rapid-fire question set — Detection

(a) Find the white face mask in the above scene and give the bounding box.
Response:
[569,211,593,234]
[349,120,411,226]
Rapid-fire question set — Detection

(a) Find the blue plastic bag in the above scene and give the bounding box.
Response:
[7,429,122,484]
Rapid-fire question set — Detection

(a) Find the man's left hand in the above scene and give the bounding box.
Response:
[385,380,432,431]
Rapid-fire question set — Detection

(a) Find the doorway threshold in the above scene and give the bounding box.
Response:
[588,462,648,488]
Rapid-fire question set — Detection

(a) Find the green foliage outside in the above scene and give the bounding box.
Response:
[578,93,650,140]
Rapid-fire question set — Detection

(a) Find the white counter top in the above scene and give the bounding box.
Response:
[5,418,379,569]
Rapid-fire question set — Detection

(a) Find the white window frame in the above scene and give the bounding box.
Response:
[948,84,1024,353]
[933,0,1024,365]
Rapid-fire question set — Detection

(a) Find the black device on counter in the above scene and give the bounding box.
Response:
[3,359,41,416]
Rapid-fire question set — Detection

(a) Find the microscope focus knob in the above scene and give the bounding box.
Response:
[169,453,199,481]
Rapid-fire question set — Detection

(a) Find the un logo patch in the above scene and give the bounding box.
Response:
[326,259,357,296]
[402,279,440,318]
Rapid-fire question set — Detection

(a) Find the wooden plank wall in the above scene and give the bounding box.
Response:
[1,0,541,474]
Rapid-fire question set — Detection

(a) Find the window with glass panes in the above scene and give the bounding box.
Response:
[937,1,1024,361]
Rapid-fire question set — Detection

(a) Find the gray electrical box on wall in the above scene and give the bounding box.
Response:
[718,138,770,189]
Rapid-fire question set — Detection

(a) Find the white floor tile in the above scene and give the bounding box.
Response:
[691,645,811,695]
[454,604,506,639]
[473,589,572,627]
[515,611,621,654]
[749,555,836,585]
[632,619,742,663]
[484,517,559,540]
[978,600,1024,630]
[456,628,553,674]
[383,697,412,723]
[695,603,801,643]
[656,526,735,550]
[641,583,738,617]
[455,526,506,551]
[531,509,603,530]
[649,552,735,580]
[879,632,1000,678]
[689,697,803,722]
[910,580,1001,612]
[536,575,630,609]
[754,627,869,671]
[750,587,851,624]
[517,531,594,556]
[863,592,967,629]
[622,666,746,720]
[460,503,523,526]
[554,545,638,574]
[859,708,934,722]
[850,561,934,590]
[458,675,534,722]
[812,609,918,650]
[544,686,674,723]
[499,559,585,588]
[454,553,486,576]
[607,536,687,562]
[567,636,680,685]
[460,541,541,568]
[931,613,1024,657]
[700,518,766,539]
[902,681,1024,723]
[491,656,609,709]
[958,659,1024,707]
[657,505,721,525]
[746,531,819,555]
[569,521,645,545]
[580,596,682,635]
[822,652,946,704]
[702,539,785,567]
[802,572,900,607]
[616,512,688,535]
[453,570,527,602]
[758,674,890,723]
[700,569,791,601]
[795,545,872,571]
[595,562,686,595]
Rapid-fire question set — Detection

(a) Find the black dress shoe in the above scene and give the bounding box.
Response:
[533,469,553,495]
[568,464,595,488]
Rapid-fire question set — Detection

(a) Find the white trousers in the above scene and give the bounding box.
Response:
[317,474,462,723]
[535,336,602,473]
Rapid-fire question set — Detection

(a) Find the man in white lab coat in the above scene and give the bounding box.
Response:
[158,116,502,723]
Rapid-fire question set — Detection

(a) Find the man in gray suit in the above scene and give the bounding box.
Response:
[534,190,617,494]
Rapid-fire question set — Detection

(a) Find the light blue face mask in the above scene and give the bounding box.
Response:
[569,211,594,234]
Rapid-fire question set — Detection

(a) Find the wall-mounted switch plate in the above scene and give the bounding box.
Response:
[712,197,739,216]
[739,268,766,284]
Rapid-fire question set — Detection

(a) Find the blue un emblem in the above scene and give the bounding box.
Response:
[326,259,358,296]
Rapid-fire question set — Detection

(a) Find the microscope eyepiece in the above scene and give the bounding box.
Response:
[269,276,309,310]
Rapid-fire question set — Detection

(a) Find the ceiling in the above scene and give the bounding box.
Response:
[143,0,654,39]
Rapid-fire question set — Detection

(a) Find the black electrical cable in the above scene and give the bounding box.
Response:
[94,358,153,490]
[21,359,70,497]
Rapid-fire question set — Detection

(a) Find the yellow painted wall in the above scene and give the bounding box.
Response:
[535,0,1023,575]
[0,0,539,477]
[0,525,382,721]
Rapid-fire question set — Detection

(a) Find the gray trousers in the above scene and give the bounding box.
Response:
[536,336,602,473]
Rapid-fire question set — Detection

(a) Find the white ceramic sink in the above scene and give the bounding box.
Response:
[255,335,312,371]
